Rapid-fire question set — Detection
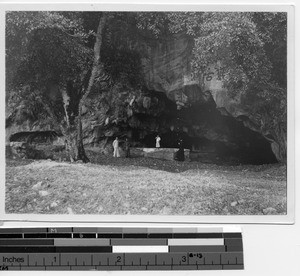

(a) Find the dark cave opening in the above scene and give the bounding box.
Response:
[9,131,61,143]
[136,89,278,165]
[142,128,277,165]
[8,89,278,165]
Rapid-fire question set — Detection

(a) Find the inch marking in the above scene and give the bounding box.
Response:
[0,228,243,271]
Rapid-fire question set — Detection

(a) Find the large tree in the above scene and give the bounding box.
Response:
[6,11,287,162]
[6,11,109,162]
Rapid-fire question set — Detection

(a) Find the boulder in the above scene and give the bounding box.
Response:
[10,142,27,156]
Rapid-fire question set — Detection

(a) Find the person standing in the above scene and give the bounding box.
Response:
[113,137,120,157]
[155,135,161,148]
[176,138,185,161]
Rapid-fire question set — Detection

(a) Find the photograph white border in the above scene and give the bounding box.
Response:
[0,2,295,224]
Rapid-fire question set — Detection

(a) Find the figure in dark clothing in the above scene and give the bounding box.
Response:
[175,138,185,161]
[124,138,130,158]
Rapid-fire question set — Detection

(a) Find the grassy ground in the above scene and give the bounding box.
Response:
[5,155,287,215]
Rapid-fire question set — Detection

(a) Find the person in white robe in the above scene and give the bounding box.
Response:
[155,135,161,148]
[113,137,120,157]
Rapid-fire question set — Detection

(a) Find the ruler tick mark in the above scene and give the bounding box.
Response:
[1,227,243,271]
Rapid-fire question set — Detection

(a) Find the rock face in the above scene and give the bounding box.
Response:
[6,30,284,164]
[9,142,28,158]
[141,33,195,95]
[134,32,284,162]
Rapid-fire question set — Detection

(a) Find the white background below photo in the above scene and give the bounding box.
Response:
[0,0,299,276]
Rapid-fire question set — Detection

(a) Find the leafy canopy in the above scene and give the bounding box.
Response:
[6,11,93,89]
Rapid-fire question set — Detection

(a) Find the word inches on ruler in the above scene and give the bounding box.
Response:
[0,227,244,271]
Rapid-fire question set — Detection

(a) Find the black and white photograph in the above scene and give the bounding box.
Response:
[4,8,290,219]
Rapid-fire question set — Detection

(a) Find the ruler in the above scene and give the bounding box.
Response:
[0,227,244,270]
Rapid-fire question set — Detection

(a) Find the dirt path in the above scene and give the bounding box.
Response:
[5,158,287,215]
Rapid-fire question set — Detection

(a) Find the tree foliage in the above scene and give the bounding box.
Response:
[6,11,288,161]
[6,11,94,129]
[135,11,287,161]
[6,11,92,88]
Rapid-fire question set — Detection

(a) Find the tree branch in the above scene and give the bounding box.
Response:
[79,14,107,110]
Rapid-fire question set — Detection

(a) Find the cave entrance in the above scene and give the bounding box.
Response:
[136,90,278,165]
[10,131,61,144]
[142,128,277,165]
[142,131,192,149]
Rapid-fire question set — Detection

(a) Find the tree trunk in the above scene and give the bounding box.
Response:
[76,114,89,163]
[41,11,107,163]
[43,14,108,163]
[64,131,76,163]
[60,121,89,163]
[71,14,107,162]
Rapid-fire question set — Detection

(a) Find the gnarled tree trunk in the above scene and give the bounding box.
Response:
[68,13,107,162]
[60,14,108,163]
[61,121,89,163]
